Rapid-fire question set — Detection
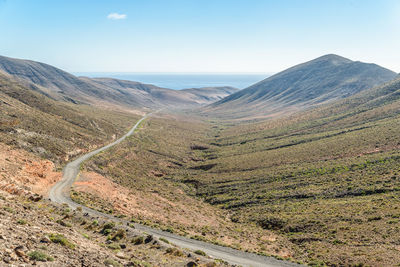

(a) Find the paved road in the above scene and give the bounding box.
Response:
[49,114,301,267]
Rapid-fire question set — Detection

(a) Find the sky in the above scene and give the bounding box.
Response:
[0,0,399,73]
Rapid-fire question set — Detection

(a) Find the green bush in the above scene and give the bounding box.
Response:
[49,233,76,249]
[101,222,115,234]
[17,219,27,225]
[132,236,144,245]
[107,243,121,250]
[28,250,54,262]
[194,250,207,256]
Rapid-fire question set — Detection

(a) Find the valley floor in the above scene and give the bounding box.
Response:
[78,103,400,267]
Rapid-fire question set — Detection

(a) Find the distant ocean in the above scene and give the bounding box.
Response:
[73,73,270,90]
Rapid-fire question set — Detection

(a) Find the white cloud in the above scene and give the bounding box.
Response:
[107,13,127,20]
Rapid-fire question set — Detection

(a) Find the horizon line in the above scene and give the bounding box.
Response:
[72,71,273,75]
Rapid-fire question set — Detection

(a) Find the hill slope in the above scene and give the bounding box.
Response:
[204,54,397,119]
[0,72,140,163]
[0,55,238,109]
[90,75,400,265]
[188,76,400,265]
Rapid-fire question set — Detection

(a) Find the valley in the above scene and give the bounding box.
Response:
[0,54,399,266]
[78,85,400,265]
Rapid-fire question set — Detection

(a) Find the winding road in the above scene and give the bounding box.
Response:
[49,114,301,267]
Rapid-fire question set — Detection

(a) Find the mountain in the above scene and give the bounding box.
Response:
[203,54,397,119]
[0,55,238,109]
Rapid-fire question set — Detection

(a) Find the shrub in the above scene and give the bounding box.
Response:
[56,219,72,227]
[111,229,126,241]
[49,233,76,249]
[257,217,287,230]
[166,247,184,257]
[194,250,207,256]
[28,250,54,262]
[107,243,121,250]
[17,219,27,225]
[132,236,144,245]
[3,206,14,213]
[104,258,123,267]
[367,216,382,221]
[144,235,153,243]
[103,229,112,235]
[159,237,169,244]
[101,222,115,234]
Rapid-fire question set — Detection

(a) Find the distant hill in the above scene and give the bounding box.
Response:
[203,54,397,119]
[180,86,239,104]
[0,55,238,109]
[82,77,239,108]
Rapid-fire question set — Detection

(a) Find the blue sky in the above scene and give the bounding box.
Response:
[0,0,399,73]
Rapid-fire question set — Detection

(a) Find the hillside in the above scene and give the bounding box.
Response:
[0,55,238,109]
[203,54,397,119]
[0,72,140,164]
[0,145,223,266]
[0,71,234,266]
[77,76,400,265]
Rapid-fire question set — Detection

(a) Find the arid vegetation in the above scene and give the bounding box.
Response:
[81,77,400,266]
[81,114,294,259]
[1,51,399,266]
[0,190,226,266]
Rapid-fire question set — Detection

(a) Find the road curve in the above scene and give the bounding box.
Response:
[49,114,301,267]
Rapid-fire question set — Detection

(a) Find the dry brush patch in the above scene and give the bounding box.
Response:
[83,106,400,265]
[79,81,400,266]
[81,113,294,258]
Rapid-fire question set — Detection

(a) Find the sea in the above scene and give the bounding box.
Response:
[73,73,270,90]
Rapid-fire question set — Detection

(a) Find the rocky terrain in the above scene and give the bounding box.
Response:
[0,142,229,267]
[0,63,238,266]
[0,192,225,266]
